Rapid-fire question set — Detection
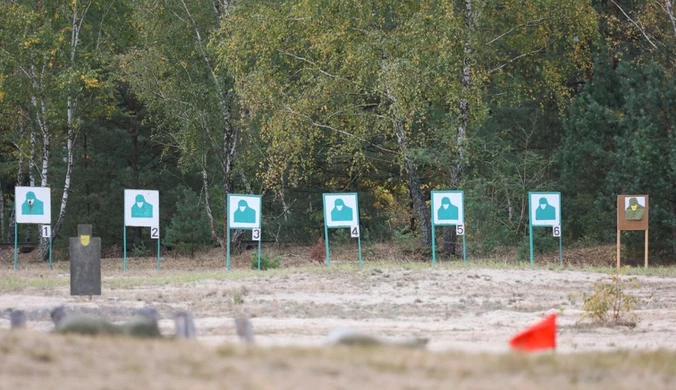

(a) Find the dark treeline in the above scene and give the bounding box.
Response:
[1,1,674,260]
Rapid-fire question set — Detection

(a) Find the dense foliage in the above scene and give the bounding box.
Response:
[1,0,674,260]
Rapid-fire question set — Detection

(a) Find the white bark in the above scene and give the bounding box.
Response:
[28,62,50,188]
[444,0,475,255]
[7,122,26,243]
[29,129,36,187]
[385,84,432,247]
[665,0,676,37]
[51,0,91,247]
[452,0,474,188]
[610,0,659,50]
[179,0,239,245]
[201,163,224,248]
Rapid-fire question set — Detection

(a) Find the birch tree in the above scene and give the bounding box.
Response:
[217,0,465,247]
[122,0,240,248]
[0,0,127,257]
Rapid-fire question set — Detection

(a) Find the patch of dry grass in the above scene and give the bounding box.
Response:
[1,330,676,390]
[3,243,676,296]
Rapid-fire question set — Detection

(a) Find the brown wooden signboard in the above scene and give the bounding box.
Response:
[616,195,649,269]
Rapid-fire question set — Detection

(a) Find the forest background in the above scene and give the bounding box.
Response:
[1,0,674,262]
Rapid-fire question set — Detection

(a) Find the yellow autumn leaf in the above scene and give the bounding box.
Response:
[23,37,41,48]
[80,75,100,88]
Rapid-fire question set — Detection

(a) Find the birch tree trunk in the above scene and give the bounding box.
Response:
[386,84,432,247]
[6,123,26,243]
[29,129,36,187]
[443,0,474,255]
[180,0,239,247]
[48,0,91,259]
[0,179,5,243]
[201,162,224,248]
[663,0,676,37]
[28,62,52,259]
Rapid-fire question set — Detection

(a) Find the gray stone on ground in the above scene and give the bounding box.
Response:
[49,305,162,339]
[53,314,121,336]
[50,305,67,327]
[234,317,254,344]
[10,310,26,329]
[173,312,197,339]
[325,328,429,349]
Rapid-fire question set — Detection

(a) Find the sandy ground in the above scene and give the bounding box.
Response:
[0,265,672,353]
[3,255,676,389]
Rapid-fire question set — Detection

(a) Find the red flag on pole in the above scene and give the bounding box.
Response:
[509,314,557,351]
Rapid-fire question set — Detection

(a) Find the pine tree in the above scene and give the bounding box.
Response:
[165,189,212,257]
[611,62,676,256]
[561,53,623,242]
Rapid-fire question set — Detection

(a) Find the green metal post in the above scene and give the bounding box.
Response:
[559,235,563,266]
[226,227,231,271]
[431,226,436,266]
[123,226,127,272]
[357,234,362,269]
[462,234,467,264]
[324,225,330,268]
[14,222,18,271]
[257,238,261,270]
[49,236,53,270]
[529,222,534,266]
[157,235,161,271]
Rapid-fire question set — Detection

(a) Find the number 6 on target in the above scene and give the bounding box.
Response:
[553,225,561,237]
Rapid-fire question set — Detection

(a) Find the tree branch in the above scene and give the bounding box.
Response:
[485,18,548,45]
[488,46,547,74]
[610,0,658,50]
[284,107,396,154]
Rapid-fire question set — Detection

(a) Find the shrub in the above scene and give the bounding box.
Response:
[578,272,641,327]
[251,252,281,270]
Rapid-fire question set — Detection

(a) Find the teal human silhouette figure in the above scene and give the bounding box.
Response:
[234,200,256,223]
[437,197,459,221]
[535,197,556,220]
[21,191,44,215]
[331,199,353,222]
[131,194,153,218]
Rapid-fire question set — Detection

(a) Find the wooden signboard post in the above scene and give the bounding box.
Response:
[617,195,649,269]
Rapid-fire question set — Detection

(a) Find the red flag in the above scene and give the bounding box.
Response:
[509,314,557,351]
